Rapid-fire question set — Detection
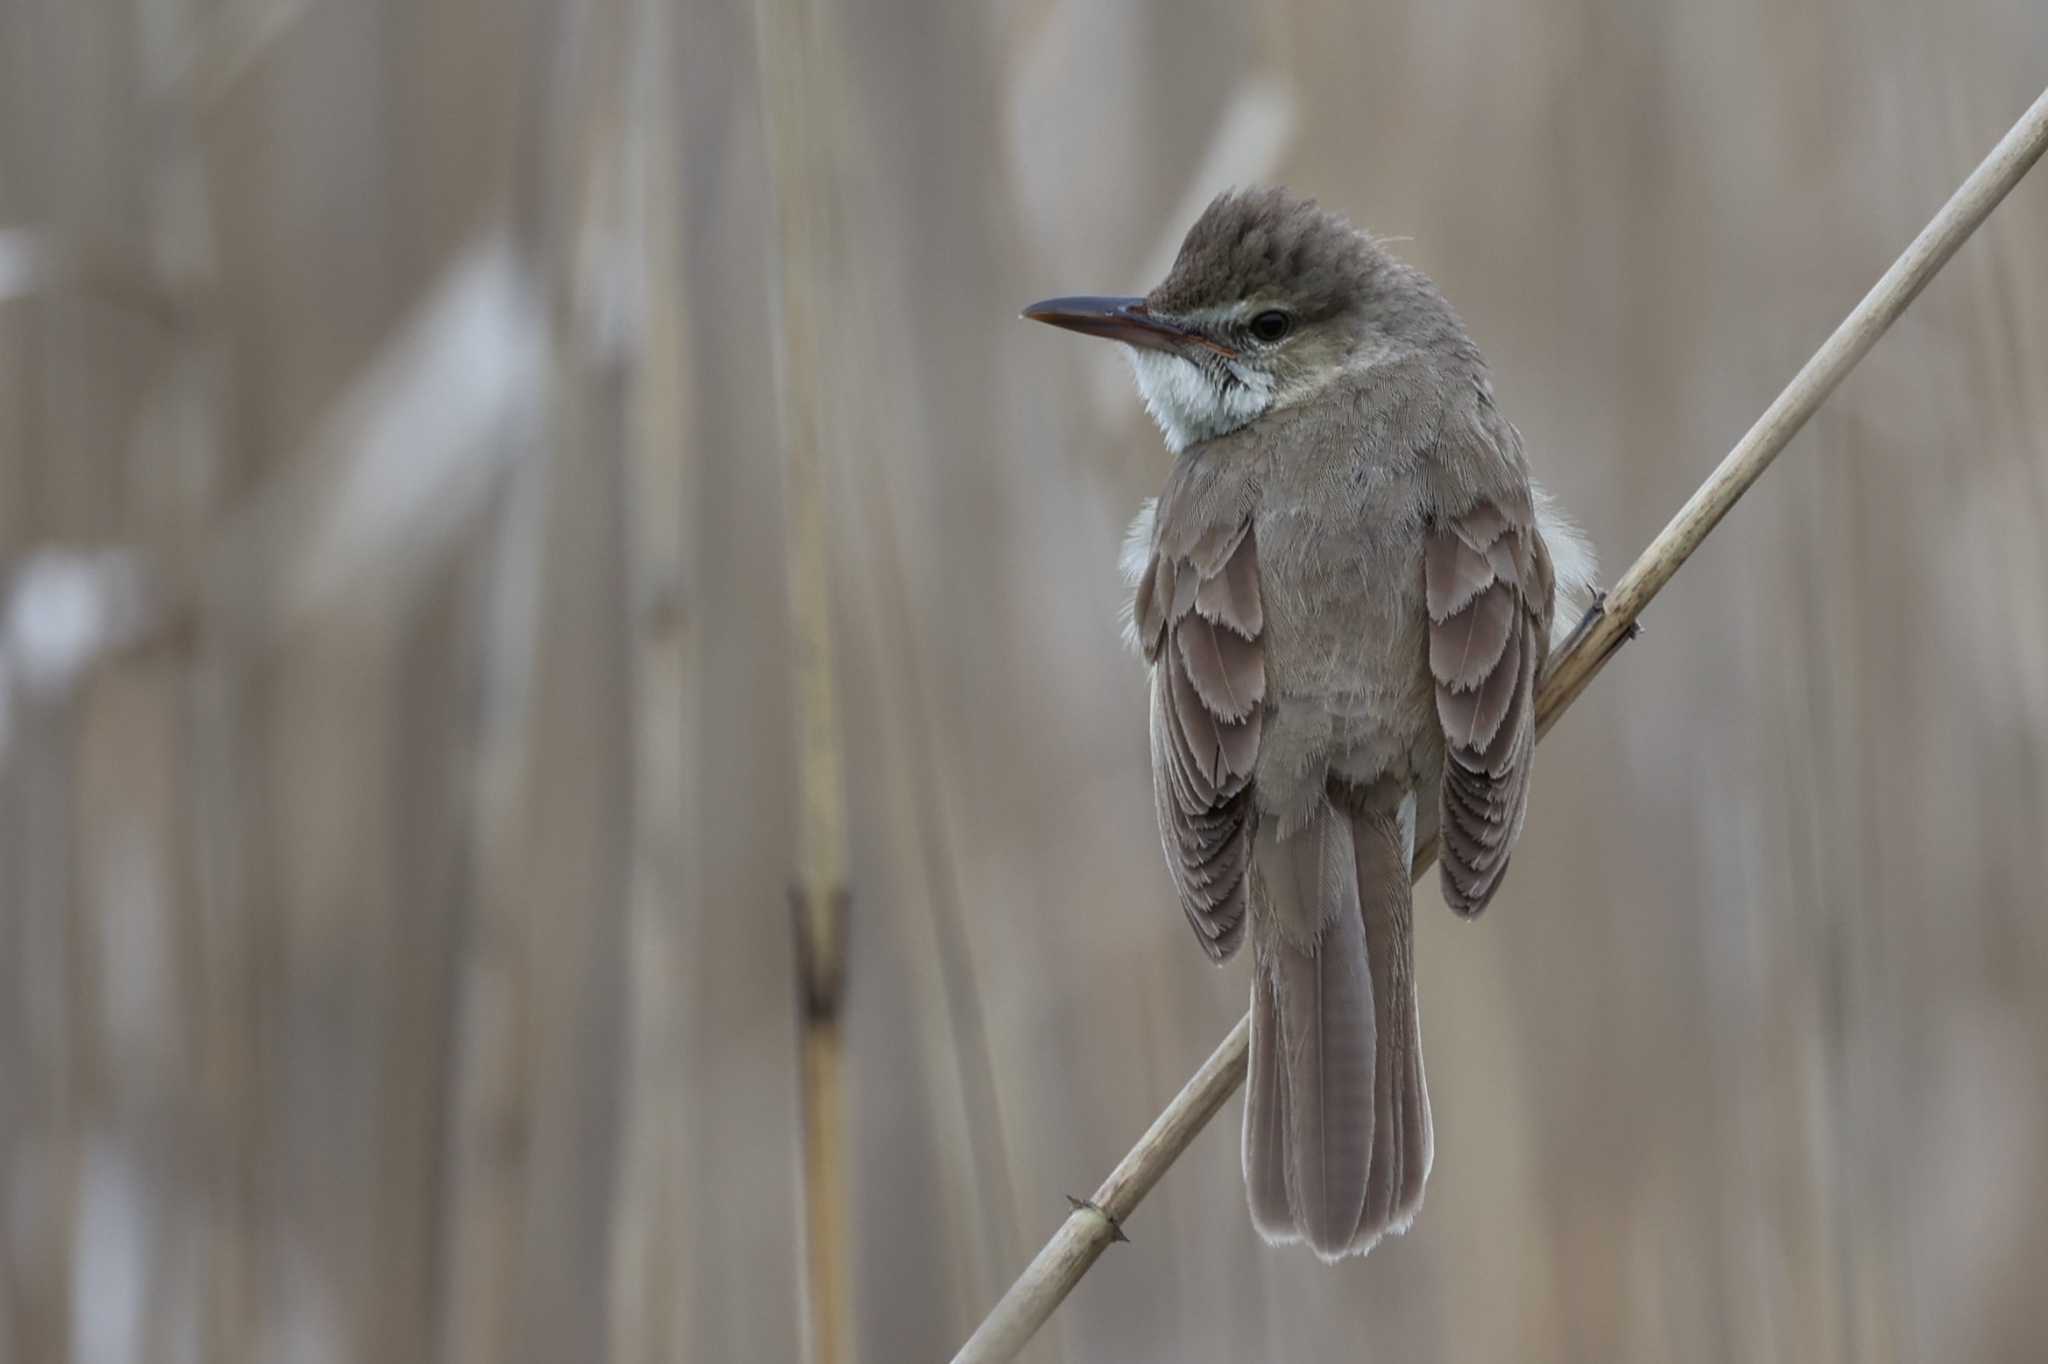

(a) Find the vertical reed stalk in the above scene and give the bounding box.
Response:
[753,1,855,1361]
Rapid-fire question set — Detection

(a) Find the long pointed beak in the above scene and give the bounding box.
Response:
[1021,295,1236,359]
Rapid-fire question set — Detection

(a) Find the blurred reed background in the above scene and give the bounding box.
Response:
[2,1,2046,1361]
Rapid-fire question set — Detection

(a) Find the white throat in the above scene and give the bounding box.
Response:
[1123,348,1272,453]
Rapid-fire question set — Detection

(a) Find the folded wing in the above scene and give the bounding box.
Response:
[1138,516,1264,959]
[1426,494,1554,915]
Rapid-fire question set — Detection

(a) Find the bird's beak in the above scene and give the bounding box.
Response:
[1021,295,1237,359]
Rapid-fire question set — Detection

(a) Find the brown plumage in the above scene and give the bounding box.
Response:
[1143,517,1263,957]
[1027,187,1598,1260]
[1429,496,1554,913]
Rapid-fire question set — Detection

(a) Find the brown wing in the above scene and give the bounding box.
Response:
[1138,516,1264,960]
[1426,495,1554,916]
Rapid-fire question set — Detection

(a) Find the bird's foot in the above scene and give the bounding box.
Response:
[1557,588,1641,661]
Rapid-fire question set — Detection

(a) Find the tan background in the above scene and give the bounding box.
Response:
[3,1,2046,1361]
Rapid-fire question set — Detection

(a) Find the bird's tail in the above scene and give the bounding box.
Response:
[1243,788,1432,1259]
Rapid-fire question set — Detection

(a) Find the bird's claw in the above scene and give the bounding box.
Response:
[1556,589,1641,662]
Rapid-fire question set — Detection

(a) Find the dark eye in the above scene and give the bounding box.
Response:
[1248,310,1292,343]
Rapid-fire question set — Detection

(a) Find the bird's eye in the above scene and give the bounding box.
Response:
[1248,310,1292,343]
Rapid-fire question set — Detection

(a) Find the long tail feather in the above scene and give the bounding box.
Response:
[1251,806,1373,1258]
[1244,949,1294,1242]
[1351,800,1432,1250]
[1242,790,1435,1259]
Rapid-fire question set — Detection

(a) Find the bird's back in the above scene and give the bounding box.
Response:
[1154,354,1459,831]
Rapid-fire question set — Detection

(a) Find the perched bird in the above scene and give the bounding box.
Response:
[1024,188,1597,1259]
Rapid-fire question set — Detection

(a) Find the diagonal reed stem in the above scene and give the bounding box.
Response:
[952,82,2048,1364]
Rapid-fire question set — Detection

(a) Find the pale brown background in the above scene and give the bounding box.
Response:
[3,1,2047,1362]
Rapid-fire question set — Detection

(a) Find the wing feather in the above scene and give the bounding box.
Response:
[1195,546,1263,637]
[1145,515,1265,960]
[1426,495,1553,917]
[1177,614,1265,721]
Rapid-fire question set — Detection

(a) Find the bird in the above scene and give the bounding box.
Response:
[1023,187,1598,1260]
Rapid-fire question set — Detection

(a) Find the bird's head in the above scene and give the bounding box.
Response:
[1025,187,1422,452]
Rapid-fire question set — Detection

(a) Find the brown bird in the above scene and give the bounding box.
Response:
[1025,187,1597,1259]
